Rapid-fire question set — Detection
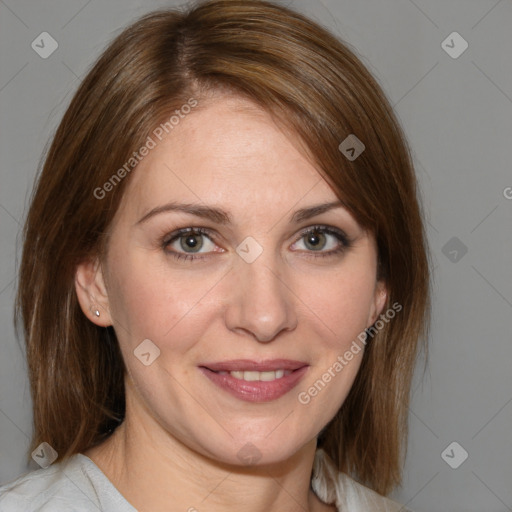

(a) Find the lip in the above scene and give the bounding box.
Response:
[199,360,309,403]
[201,359,308,372]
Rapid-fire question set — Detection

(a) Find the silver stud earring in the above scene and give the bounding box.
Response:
[90,306,100,317]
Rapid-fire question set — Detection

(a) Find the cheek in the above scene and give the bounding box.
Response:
[106,250,222,350]
[296,266,377,346]
[294,271,374,419]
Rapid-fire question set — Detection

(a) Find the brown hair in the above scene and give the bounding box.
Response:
[17,0,429,495]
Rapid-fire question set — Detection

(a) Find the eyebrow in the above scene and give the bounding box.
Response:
[290,200,346,223]
[136,202,231,225]
[135,200,347,226]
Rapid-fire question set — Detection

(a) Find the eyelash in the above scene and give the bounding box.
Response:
[161,225,352,262]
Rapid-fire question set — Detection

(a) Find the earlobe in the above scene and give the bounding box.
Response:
[75,258,112,327]
[368,280,388,327]
[89,305,101,318]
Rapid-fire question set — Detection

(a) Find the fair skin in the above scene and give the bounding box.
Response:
[76,95,387,512]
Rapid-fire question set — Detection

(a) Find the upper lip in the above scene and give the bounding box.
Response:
[201,359,308,372]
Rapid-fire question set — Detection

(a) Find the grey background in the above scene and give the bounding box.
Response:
[0,0,511,510]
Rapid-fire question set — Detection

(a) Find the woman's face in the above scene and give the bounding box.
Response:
[80,95,387,466]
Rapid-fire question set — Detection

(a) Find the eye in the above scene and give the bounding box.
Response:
[290,225,351,257]
[163,227,221,261]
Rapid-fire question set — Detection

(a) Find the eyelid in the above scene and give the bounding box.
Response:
[292,224,351,246]
[162,226,219,250]
[161,224,352,262]
[162,226,216,244]
[162,226,223,258]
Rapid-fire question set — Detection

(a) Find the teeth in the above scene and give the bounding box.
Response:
[243,371,260,381]
[227,369,290,381]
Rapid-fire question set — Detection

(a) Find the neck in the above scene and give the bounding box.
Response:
[85,390,334,512]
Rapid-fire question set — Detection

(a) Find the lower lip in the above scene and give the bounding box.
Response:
[199,366,309,402]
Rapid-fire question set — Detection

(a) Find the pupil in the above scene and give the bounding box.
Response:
[181,234,203,252]
[306,231,325,250]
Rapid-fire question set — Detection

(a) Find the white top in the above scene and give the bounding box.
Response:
[0,448,410,511]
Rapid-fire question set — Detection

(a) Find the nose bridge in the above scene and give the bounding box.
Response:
[225,247,297,342]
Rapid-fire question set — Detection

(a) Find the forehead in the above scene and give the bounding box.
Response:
[118,96,340,223]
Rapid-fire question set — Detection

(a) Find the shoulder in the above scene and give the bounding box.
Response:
[311,448,413,512]
[0,454,135,512]
[0,455,100,511]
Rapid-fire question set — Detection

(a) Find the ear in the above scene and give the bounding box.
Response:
[367,279,388,327]
[75,258,112,327]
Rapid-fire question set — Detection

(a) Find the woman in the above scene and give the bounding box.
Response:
[0,0,429,510]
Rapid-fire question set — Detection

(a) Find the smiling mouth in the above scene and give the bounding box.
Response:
[198,360,309,402]
[200,359,308,376]
[212,369,293,381]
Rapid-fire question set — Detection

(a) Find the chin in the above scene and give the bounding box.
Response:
[196,430,315,469]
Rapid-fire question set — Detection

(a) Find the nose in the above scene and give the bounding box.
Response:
[224,252,298,343]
